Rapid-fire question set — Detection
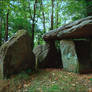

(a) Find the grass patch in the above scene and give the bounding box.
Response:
[27,69,92,92]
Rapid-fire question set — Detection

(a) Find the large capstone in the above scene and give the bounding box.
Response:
[0,30,35,79]
[33,42,62,69]
[60,40,79,73]
[43,16,92,41]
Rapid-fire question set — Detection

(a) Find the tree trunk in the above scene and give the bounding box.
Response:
[56,1,59,28]
[41,0,46,33]
[37,35,40,45]
[5,12,9,41]
[50,0,54,30]
[31,0,37,49]
[0,17,2,46]
[85,0,92,16]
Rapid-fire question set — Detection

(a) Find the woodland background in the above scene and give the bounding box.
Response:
[0,0,92,49]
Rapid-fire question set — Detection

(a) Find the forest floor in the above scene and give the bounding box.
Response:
[0,69,92,92]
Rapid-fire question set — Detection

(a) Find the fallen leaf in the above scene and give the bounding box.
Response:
[72,84,76,87]
[52,81,56,84]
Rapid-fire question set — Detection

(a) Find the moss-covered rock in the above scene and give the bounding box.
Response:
[0,30,35,79]
[33,42,62,69]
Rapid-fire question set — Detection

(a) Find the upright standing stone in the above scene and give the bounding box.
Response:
[0,30,35,79]
[60,40,79,73]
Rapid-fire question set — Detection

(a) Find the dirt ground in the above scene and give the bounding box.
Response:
[0,69,92,92]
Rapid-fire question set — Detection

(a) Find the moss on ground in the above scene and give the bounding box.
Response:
[26,69,92,92]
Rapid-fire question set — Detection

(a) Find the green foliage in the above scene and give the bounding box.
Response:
[47,85,61,92]
[9,17,31,32]
[62,0,86,21]
[89,78,92,81]
[86,0,92,16]
[0,0,88,46]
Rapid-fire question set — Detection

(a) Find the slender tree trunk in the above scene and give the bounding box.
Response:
[43,12,46,33]
[0,17,2,46]
[5,12,9,41]
[41,0,46,33]
[85,0,92,16]
[4,16,6,32]
[56,1,58,28]
[0,1,2,46]
[37,35,40,45]
[50,0,54,30]
[31,0,37,49]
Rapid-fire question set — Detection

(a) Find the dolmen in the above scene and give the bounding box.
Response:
[0,16,92,80]
[43,16,92,73]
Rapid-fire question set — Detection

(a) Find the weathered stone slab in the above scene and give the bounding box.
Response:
[0,30,35,79]
[33,44,49,64]
[60,40,79,73]
[33,44,49,69]
[43,16,92,41]
[33,42,62,69]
